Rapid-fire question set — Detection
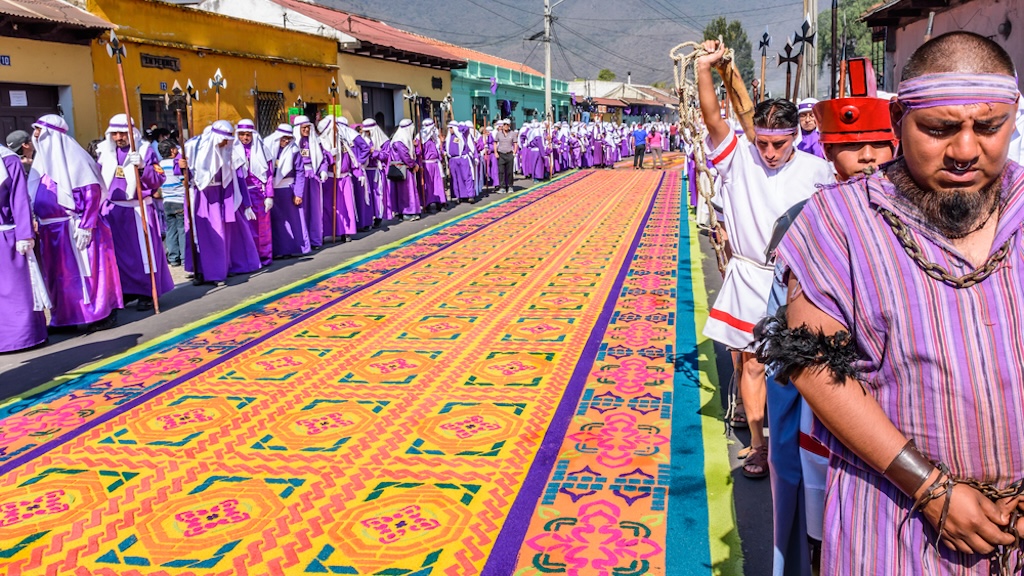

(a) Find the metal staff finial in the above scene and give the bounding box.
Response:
[209,68,226,120]
[778,37,798,101]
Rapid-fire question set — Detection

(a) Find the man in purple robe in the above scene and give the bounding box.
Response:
[358,119,391,226]
[388,119,421,221]
[293,116,328,249]
[0,145,47,352]
[30,114,121,330]
[235,119,274,266]
[96,114,173,311]
[317,115,358,242]
[527,124,549,181]
[418,119,447,210]
[264,124,309,258]
[795,98,826,159]
[445,123,476,203]
[189,120,260,283]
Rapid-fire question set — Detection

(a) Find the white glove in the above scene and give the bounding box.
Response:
[244,207,256,221]
[15,239,34,255]
[125,151,142,167]
[74,227,93,251]
[264,197,274,211]
[319,171,328,183]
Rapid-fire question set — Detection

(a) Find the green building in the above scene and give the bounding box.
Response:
[418,38,571,128]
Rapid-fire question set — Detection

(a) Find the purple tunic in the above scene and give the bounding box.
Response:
[419,140,446,206]
[351,137,375,229]
[389,142,421,216]
[797,129,826,159]
[270,145,311,257]
[33,177,122,326]
[193,174,261,283]
[778,166,1024,574]
[446,139,475,200]
[323,150,357,237]
[298,136,328,248]
[528,136,548,180]
[484,134,499,185]
[101,146,175,298]
[243,143,273,266]
[0,154,46,352]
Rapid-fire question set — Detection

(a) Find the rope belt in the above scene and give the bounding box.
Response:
[38,211,93,303]
[109,198,156,274]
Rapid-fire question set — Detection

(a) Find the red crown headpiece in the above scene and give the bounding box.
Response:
[812,97,895,145]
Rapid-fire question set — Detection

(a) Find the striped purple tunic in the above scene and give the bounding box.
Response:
[777,164,1024,575]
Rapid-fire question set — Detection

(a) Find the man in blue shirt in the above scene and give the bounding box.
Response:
[631,125,648,169]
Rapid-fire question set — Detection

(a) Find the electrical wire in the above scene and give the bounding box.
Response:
[555,21,662,72]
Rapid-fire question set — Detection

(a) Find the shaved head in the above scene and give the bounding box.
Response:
[901,31,1015,80]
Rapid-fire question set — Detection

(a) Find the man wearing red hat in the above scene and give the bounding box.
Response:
[760,95,896,576]
[761,31,1024,575]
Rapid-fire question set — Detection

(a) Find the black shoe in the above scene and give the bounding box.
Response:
[136,298,154,312]
[373,218,382,228]
[87,309,118,332]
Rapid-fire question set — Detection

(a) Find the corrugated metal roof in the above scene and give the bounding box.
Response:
[592,97,626,107]
[0,0,113,29]
[270,0,465,68]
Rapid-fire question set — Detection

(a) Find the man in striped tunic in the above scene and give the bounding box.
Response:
[768,32,1024,574]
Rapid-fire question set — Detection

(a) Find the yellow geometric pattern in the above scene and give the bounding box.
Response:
[0,171,669,575]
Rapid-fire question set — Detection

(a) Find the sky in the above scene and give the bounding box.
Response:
[323,0,816,96]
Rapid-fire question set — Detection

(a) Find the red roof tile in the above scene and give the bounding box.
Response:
[415,35,543,76]
[592,97,626,108]
[270,0,465,67]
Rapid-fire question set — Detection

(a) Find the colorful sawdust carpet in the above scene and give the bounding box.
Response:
[0,169,739,575]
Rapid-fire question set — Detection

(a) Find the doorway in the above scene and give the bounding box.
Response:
[0,83,59,139]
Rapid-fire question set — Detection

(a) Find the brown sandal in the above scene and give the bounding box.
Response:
[742,445,769,479]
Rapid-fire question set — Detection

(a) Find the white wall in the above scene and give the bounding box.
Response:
[892,0,1024,90]
[196,0,357,44]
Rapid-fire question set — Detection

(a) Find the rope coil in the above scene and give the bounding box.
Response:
[671,41,730,274]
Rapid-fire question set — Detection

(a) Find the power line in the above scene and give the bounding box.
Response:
[555,21,662,72]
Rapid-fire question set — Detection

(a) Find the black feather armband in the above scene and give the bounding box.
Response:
[754,305,859,384]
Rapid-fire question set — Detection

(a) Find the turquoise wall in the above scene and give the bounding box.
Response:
[450,61,570,128]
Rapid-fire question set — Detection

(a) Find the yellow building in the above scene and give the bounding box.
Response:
[79,0,337,138]
[0,0,111,144]
[197,0,466,135]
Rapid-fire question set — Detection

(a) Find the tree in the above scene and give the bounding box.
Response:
[597,69,617,81]
[651,80,668,89]
[817,0,878,76]
[703,17,755,85]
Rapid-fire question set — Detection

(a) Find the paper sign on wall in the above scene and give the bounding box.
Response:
[9,90,28,107]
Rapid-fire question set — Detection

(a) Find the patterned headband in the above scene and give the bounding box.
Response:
[212,127,234,137]
[897,73,1020,109]
[34,120,67,134]
[754,127,798,137]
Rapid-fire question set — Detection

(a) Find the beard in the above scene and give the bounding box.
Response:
[887,158,1003,239]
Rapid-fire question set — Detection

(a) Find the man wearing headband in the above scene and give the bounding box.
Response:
[759,32,1024,574]
[795,98,826,159]
[761,94,898,575]
[96,114,174,311]
[388,118,421,221]
[264,123,309,257]
[445,122,475,203]
[418,119,448,206]
[236,120,274,266]
[317,115,358,242]
[189,120,260,283]
[356,119,391,227]
[0,133,47,352]
[696,40,833,481]
[30,115,121,331]
[292,116,329,249]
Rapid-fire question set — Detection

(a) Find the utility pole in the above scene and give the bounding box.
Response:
[831,0,838,98]
[544,0,552,122]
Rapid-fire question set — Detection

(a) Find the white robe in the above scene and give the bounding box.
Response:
[701,131,833,350]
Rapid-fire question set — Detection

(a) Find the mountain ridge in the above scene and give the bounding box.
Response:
[315,0,809,95]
